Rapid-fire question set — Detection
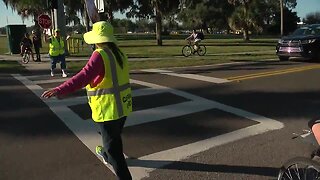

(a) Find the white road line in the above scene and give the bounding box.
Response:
[34,78,68,84]
[48,87,170,107]
[130,79,205,101]
[129,123,276,179]
[163,61,258,70]
[125,101,212,127]
[131,87,168,97]
[141,69,230,84]
[24,74,56,79]
[13,74,284,180]
[48,96,87,107]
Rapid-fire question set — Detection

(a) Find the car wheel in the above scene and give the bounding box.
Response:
[279,56,289,61]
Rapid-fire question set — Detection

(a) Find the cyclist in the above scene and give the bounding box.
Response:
[20,33,34,61]
[185,29,203,52]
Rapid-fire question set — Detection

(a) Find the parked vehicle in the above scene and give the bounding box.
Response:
[276,24,320,61]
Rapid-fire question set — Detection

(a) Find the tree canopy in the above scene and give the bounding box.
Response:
[303,12,320,24]
[2,0,303,44]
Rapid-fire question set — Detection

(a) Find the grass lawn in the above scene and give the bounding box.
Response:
[1,34,278,57]
[0,34,279,72]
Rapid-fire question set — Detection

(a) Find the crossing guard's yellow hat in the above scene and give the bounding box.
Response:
[83,21,117,44]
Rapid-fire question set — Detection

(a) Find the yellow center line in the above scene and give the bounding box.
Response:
[227,65,320,81]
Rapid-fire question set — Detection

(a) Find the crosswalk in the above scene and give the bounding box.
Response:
[13,71,283,180]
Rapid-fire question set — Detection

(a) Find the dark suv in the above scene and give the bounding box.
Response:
[276,24,320,61]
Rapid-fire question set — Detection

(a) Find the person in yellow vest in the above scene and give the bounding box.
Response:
[41,21,132,180]
[45,29,68,77]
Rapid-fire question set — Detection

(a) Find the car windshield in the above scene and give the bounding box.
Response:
[292,26,320,36]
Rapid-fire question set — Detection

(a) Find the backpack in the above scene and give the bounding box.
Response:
[197,32,204,40]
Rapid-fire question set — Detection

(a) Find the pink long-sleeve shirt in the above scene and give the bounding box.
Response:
[54,51,105,95]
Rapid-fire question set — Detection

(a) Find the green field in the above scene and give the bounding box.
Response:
[0,34,279,72]
[0,34,278,57]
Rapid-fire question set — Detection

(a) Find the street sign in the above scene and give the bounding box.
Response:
[94,0,104,13]
[38,14,52,29]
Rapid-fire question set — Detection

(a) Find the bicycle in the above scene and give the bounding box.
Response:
[181,41,206,57]
[277,129,320,180]
[21,47,34,64]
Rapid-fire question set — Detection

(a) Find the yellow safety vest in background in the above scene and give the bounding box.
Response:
[49,37,65,56]
[86,48,132,122]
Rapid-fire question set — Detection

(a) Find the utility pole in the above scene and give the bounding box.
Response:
[280,0,283,37]
[53,0,68,54]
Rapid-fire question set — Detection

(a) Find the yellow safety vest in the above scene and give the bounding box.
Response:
[86,48,132,122]
[49,36,64,56]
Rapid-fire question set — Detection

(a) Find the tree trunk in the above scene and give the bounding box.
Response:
[243,2,250,41]
[243,28,249,41]
[155,8,162,46]
[107,10,113,23]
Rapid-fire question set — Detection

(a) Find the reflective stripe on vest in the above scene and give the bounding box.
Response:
[87,48,126,117]
[87,83,130,96]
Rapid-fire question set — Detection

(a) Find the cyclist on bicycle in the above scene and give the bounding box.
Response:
[185,29,203,52]
[20,33,34,61]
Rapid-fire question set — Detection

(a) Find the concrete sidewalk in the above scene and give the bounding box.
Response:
[0,53,90,72]
[0,53,90,62]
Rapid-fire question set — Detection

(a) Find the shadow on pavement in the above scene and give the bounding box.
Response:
[128,159,278,177]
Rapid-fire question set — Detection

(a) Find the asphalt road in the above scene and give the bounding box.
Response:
[1,58,320,180]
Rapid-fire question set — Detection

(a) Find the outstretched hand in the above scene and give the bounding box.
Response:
[41,89,58,99]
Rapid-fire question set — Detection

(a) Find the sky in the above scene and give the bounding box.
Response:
[0,0,319,28]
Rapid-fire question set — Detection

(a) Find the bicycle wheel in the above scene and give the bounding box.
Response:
[197,45,206,56]
[21,52,30,64]
[278,157,320,180]
[182,45,192,57]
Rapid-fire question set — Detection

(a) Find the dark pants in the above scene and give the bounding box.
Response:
[34,46,41,61]
[50,54,66,70]
[98,117,132,180]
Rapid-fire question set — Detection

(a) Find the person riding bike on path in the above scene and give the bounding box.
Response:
[20,33,35,61]
[45,29,67,77]
[32,30,42,62]
[41,21,133,180]
[185,29,202,52]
